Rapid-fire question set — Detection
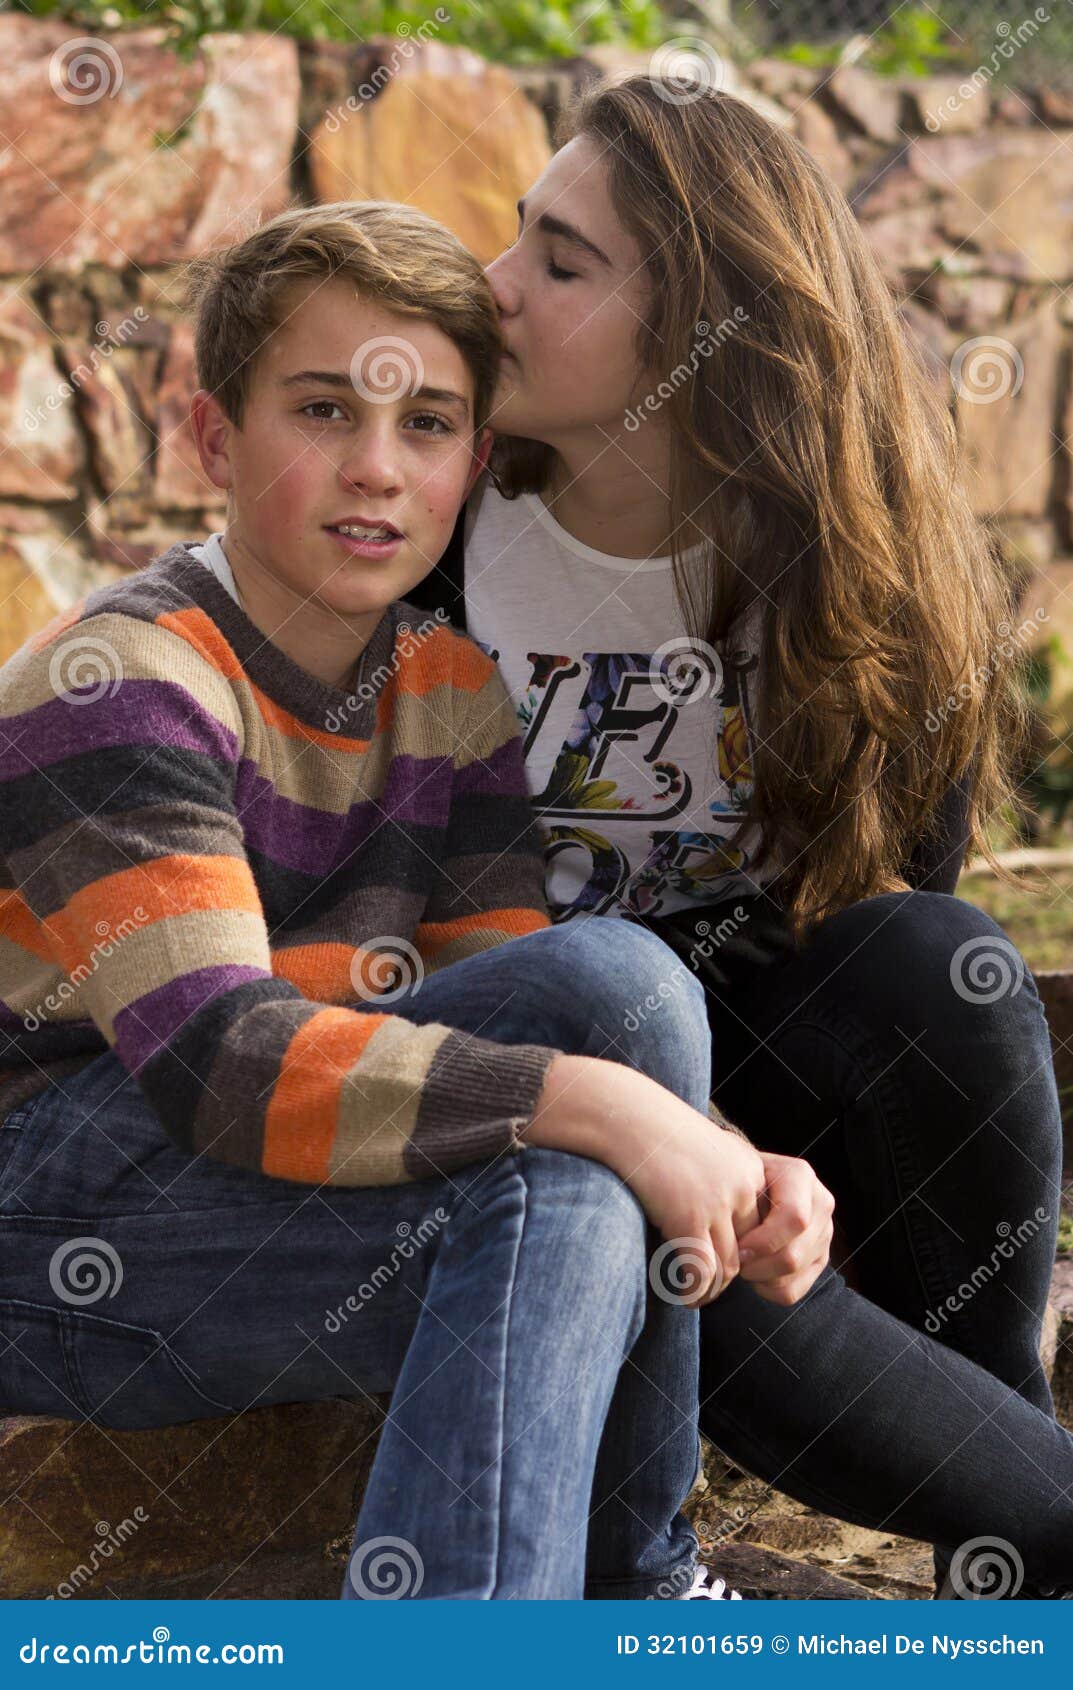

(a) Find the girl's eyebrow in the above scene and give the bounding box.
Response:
[516,197,613,268]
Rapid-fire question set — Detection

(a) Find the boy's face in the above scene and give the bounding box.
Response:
[192,276,490,624]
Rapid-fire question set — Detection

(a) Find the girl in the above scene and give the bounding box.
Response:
[406,73,1069,1597]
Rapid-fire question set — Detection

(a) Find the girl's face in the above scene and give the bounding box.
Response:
[485,134,656,446]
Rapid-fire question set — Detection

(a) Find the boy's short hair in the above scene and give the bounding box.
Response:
[182,200,502,434]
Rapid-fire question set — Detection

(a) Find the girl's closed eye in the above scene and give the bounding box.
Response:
[547,259,578,281]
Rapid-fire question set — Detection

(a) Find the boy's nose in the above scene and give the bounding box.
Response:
[338,429,402,496]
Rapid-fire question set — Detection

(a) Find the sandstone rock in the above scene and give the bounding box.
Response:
[857,130,1073,286]
[793,98,854,191]
[308,40,550,266]
[954,296,1062,518]
[59,337,151,501]
[827,65,906,145]
[0,291,84,501]
[916,271,1011,333]
[1037,87,1073,125]
[0,507,123,667]
[0,1394,386,1599]
[153,318,224,513]
[747,57,820,109]
[897,297,950,392]
[909,74,990,136]
[0,20,299,273]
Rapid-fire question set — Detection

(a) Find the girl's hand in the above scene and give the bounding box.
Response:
[734,1150,835,1306]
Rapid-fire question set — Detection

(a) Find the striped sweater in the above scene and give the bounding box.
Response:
[0,541,559,1188]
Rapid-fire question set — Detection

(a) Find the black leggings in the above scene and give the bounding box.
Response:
[645,887,1066,1595]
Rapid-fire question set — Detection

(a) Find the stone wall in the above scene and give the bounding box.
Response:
[3,17,1073,664]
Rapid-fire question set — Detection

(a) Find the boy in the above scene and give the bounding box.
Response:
[0,201,770,1599]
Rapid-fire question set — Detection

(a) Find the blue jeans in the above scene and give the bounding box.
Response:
[646,887,1072,1594]
[0,920,708,1601]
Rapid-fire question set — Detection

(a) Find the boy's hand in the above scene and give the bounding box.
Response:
[735,1150,835,1306]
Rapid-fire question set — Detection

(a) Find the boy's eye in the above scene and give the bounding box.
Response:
[301,400,346,422]
[546,259,578,282]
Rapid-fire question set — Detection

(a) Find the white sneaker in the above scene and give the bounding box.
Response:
[679,1563,743,1600]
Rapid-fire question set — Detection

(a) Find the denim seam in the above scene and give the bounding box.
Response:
[763,1006,978,1365]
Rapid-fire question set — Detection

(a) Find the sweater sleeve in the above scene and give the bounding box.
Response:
[414,644,552,976]
[0,617,560,1188]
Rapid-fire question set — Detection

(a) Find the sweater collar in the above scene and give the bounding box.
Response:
[147,542,400,735]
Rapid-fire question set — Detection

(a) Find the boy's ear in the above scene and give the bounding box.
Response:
[189,388,235,496]
[463,427,494,499]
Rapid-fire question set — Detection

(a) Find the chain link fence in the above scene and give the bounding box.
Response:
[725,1,1073,91]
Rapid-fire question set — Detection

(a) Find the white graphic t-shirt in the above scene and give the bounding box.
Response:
[464,477,778,922]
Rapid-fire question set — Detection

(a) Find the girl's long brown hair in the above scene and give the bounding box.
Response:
[493,75,1029,947]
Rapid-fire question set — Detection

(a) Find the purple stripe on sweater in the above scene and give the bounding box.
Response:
[113,963,267,1071]
[453,737,527,797]
[234,753,452,873]
[0,681,239,780]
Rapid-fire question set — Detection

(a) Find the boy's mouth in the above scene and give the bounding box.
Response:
[325,517,403,541]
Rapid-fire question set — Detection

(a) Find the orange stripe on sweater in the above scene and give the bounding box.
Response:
[47,854,262,975]
[415,907,550,956]
[262,1006,388,1181]
[0,889,55,962]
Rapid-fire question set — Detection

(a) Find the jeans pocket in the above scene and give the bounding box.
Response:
[0,1298,241,1429]
[0,1088,51,1204]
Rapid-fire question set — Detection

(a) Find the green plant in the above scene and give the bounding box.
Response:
[775,6,972,79]
[1016,633,1073,834]
[12,0,668,61]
